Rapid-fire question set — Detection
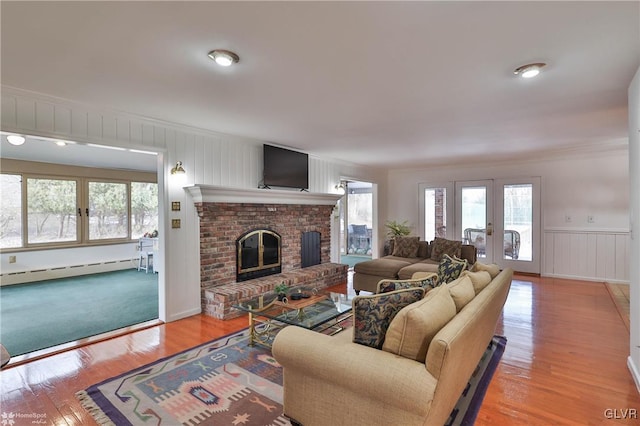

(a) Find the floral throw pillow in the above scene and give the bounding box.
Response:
[437,254,468,284]
[353,287,425,349]
[392,236,420,258]
[430,237,462,262]
[377,274,439,294]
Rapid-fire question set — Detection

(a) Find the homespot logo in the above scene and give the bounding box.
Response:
[1,412,48,425]
[604,408,638,419]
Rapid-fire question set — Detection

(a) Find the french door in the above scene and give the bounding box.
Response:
[455,180,495,263]
[494,178,540,274]
[422,177,540,273]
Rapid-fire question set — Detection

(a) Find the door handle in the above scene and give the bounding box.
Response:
[486,223,493,236]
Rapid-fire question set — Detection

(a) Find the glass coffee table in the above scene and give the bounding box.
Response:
[233,289,352,348]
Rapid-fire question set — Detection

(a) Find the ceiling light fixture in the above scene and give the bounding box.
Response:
[7,135,26,146]
[56,141,67,147]
[208,49,240,67]
[514,62,546,79]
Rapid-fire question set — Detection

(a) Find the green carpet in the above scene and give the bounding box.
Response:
[0,269,158,357]
[340,254,371,268]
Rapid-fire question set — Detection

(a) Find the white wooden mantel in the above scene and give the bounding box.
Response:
[184,184,343,205]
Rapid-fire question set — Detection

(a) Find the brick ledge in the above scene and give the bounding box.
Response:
[202,263,348,320]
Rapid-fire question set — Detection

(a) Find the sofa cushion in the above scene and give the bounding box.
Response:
[473,261,501,278]
[377,273,438,293]
[417,241,430,258]
[352,287,425,349]
[461,270,492,294]
[382,285,457,362]
[437,254,468,284]
[397,259,438,280]
[354,258,412,278]
[446,275,475,312]
[430,237,462,261]
[392,236,420,258]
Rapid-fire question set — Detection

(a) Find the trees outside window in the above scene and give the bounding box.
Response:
[88,182,128,240]
[27,178,78,244]
[131,182,159,239]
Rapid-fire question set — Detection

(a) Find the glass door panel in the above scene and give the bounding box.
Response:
[495,178,540,274]
[455,180,493,263]
[502,184,532,261]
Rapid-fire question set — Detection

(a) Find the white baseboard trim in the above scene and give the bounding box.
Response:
[541,273,630,285]
[627,356,640,395]
[167,307,201,323]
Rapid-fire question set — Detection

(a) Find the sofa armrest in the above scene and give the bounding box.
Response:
[272,326,437,414]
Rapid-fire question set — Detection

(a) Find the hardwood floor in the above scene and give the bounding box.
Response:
[606,282,631,332]
[1,275,638,425]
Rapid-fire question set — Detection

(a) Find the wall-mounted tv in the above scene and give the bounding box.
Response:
[263,144,309,190]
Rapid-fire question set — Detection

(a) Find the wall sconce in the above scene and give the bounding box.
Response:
[335,183,346,195]
[170,161,186,175]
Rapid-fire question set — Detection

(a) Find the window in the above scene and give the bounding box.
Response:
[88,181,128,240]
[0,169,157,249]
[27,177,78,244]
[131,182,159,239]
[0,174,23,248]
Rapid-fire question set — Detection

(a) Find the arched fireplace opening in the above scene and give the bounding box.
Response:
[236,229,282,281]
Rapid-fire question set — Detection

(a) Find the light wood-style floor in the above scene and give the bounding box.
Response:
[1,275,638,425]
[606,282,631,332]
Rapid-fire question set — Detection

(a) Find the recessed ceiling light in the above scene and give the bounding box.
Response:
[208,49,240,67]
[514,62,546,79]
[56,141,67,146]
[7,135,25,145]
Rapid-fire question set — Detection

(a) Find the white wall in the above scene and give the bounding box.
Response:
[386,148,630,282]
[0,86,384,322]
[628,66,640,391]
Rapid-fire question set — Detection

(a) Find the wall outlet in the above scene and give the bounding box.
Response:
[587,215,595,223]
[9,255,16,263]
[565,215,572,223]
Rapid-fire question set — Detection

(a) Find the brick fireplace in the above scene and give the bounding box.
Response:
[187,185,348,319]
[196,202,334,287]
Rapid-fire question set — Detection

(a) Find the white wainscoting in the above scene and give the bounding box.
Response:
[543,228,630,283]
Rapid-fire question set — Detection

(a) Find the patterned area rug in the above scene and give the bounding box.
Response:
[446,335,507,425]
[77,329,506,426]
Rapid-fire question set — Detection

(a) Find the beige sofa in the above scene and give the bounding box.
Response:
[272,267,513,426]
[353,240,477,294]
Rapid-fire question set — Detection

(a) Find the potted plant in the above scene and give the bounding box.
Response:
[384,220,412,255]
[384,220,412,238]
[275,282,289,301]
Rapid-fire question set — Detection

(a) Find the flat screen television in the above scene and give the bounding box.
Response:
[263,144,309,190]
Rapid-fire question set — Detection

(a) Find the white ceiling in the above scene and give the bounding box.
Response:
[1,1,639,169]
